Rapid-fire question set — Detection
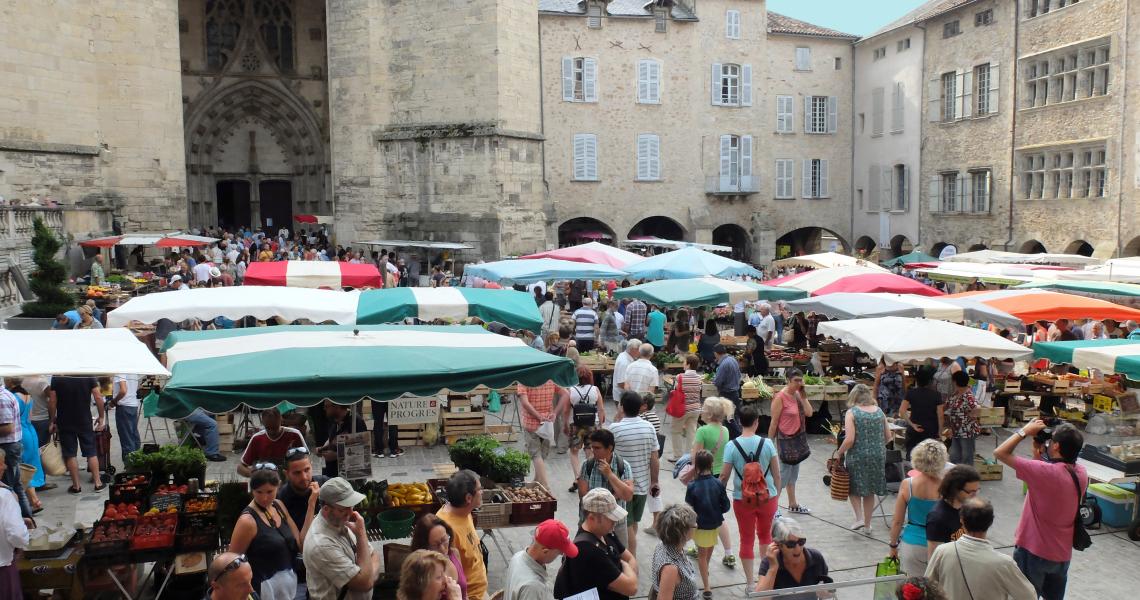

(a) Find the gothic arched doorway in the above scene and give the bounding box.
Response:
[712,224,751,261]
[259,180,293,232]
[216,180,252,230]
[628,216,685,241]
[558,217,616,248]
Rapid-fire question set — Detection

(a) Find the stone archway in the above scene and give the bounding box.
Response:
[629,216,686,241]
[968,243,988,252]
[889,235,914,256]
[776,227,849,259]
[1124,236,1140,258]
[712,224,752,262]
[854,236,876,258]
[1019,240,1048,254]
[558,217,616,248]
[1064,240,1094,257]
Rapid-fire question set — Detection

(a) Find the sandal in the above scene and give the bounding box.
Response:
[722,554,736,568]
[67,486,82,495]
[703,592,713,600]
[789,505,811,514]
[93,483,107,492]
[686,546,698,558]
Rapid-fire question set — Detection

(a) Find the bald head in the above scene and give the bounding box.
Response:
[639,343,655,358]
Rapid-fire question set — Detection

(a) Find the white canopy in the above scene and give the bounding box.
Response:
[771,252,886,271]
[0,328,170,376]
[817,317,1033,364]
[943,250,1100,267]
[356,240,474,250]
[107,286,360,327]
[620,238,733,252]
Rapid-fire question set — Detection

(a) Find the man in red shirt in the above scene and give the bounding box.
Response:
[237,407,306,477]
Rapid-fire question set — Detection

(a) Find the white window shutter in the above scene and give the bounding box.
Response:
[573,134,586,179]
[929,175,941,213]
[637,135,649,180]
[583,58,597,102]
[903,165,911,211]
[961,70,974,118]
[741,64,753,106]
[562,57,574,101]
[892,83,905,131]
[804,96,812,133]
[774,160,783,197]
[982,171,991,212]
[819,160,829,197]
[637,60,649,103]
[650,60,661,103]
[928,77,941,122]
[956,173,967,212]
[719,135,732,190]
[711,64,722,105]
[826,96,838,133]
[787,160,795,197]
[803,159,813,198]
[880,167,892,210]
[585,135,597,180]
[954,70,966,120]
[740,135,753,189]
[649,135,660,180]
[988,62,1000,114]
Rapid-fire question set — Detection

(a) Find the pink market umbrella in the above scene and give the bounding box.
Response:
[79,233,218,248]
[521,242,643,269]
[769,266,943,297]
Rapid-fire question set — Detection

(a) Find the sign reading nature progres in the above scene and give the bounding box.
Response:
[388,396,443,426]
[337,432,373,481]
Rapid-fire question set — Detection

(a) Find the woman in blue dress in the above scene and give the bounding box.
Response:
[14,381,44,512]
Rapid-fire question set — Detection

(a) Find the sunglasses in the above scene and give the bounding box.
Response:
[780,539,807,549]
[213,554,248,582]
[252,462,278,472]
[285,447,311,459]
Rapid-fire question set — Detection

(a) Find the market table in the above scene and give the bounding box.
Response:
[18,542,85,600]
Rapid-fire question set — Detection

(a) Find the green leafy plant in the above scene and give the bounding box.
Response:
[448,435,501,473]
[21,218,73,317]
[127,444,207,484]
[487,448,531,483]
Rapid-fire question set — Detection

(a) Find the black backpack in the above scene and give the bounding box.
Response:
[571,386,598,428]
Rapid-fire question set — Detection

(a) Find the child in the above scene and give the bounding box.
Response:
[685,450,730,599]
[640,393,665,534]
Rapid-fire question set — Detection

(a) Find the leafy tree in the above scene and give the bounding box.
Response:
[21,218,74,317]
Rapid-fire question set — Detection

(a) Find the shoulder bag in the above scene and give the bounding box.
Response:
[1066,466,1092,551]
[666,374,687,418]
[776,392,811,465]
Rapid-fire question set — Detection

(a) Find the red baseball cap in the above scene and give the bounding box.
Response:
[534,519,578,558]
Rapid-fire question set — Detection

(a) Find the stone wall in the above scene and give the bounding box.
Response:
[0,0,187,233]
[919,0,1015,253]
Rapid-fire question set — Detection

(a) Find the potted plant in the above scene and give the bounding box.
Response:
[487,448,531,485]
[447,435,502,474]
[7,218,73,330]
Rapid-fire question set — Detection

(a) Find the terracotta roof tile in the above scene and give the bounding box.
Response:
[767,11,858,40]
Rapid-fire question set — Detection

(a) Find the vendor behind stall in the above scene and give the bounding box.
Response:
[238,407,306,477]
[317,401,368,478]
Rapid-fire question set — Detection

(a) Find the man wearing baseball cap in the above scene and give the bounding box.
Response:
[302,477,381,600]
[554,489,638,600]
[505,519,578,600]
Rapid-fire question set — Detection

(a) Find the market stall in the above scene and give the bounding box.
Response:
[622,246,762,279]
[107,286,544,332]
[613,276,806,307]
[816,317,1032,364]
[880,250,938,268]
[942,249,1102,267]
[772,252,886,271]
[943,289,1140,324]
[0,328,170,376]
[520,241,644,269]
[243,260,383,288]
[78,232,218,248]
[767,265,944,296]
[785,292,1024,330]
[462,257,628,285]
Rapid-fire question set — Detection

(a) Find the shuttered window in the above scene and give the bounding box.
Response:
[636,134,661,181]
[573,134,598,181]
[804,96,837,134]
[871,87,884,135]
[891,82,905,132]
[795,47,811,71]
[775,159,794,198]
[562,57,598,103]
[725,10,741,39]
[776,95,794,133]
[802,159,829,198]
[711,63,751,106]
[717,135,753,192]
[637,59,662,104]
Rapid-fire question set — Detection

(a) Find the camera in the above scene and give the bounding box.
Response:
[1034,418,1061,444]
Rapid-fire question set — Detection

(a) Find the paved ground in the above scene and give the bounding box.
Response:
[33,400,1139,599]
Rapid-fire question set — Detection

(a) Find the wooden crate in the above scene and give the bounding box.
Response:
[803,385,826,402]
[486,424,519,443]
[397,425,428,447]
[974,456,1004,481]
[443,411,486,443]
[1010,407,1040,422]
[449,398,473,414]
[701,383,719,398]
[977,407,1004,427]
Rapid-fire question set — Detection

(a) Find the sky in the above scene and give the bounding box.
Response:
[766,0,931,37]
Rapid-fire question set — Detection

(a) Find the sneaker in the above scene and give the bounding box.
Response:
[851,522,865,531]
[372,453,386,458]
[644,526,657,536]
[391,448,406,457]
[686,546,698,558]
[722,554,736,568]
[206,454,228,462]
[568,484,579,493]
[702,591,713,600]
[789,505,811,514]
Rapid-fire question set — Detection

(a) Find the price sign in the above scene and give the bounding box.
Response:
[336,431,373,481]
[388,396,442,426]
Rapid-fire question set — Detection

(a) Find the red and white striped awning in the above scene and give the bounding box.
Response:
[243,261,383,289]
[79,233,218,248]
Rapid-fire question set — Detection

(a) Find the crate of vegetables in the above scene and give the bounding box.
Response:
[131,512,178,551]
[177,515,219,552]
[109,482,147,504]
[472,489,512,529]
[85,518,136,558]
[184,493,218,514]
[100,500,143,522]
[149,492,183,512]
[114,471,152,490]
[500,482,556,525]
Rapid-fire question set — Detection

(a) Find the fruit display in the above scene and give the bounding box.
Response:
[101,502,141,521]
[155,483,190,496]
[354,480,389,511]
[132,512,178,551]
[184,495,217,513]
[115,473,150,487]
[109,483,146,503]
[741,377,775,401]
[767,350,811,362]
[88,520,134,546]
[386,482,433,507]
[502,484,554,503]
[84,285,113,299]
[144,505,180,516]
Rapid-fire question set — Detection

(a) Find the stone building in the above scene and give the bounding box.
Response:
[539,0,856,264]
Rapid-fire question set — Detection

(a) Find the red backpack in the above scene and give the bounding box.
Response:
[732,438,771,507]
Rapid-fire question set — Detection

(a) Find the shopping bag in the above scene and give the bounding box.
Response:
[41,438,66,476]
[827,455,849,501]
[873,557,901,600]
[488,390,502,413]
[536,420,555,442]
[666,375,687,418]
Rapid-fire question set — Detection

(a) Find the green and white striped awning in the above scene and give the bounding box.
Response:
[1032,339,1140,379]
[613,277,805,307]
[157,325,575,418]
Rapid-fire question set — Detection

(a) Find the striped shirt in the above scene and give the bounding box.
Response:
[678,370,704,414]
[572,307,598,341]
[640,410,661,435]
[609,416,658,494]
[624,359,660,394]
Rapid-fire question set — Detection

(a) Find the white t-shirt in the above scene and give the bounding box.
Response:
[756,314,776,344]
[613,351,636,400]
[569,384,601,425]
[192,262,212,283]
[113,374,140,408]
